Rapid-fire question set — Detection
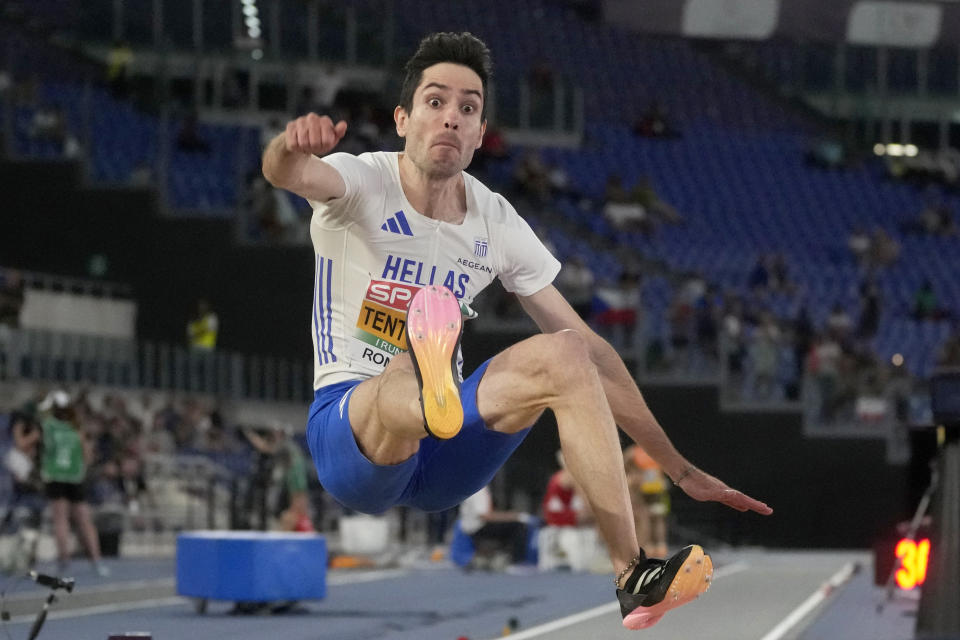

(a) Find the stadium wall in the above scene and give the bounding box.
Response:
[2,159,313,359]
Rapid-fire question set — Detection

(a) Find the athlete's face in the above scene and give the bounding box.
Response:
[395,63,486,178]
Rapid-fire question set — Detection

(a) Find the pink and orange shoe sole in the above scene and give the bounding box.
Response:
[406,285,464,440]
[622,545,714,630]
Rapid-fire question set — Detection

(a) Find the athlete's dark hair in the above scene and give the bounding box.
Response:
[398,32,493,120]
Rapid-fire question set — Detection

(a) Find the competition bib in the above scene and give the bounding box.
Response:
[348,279,419,373]
[348,279,473,377]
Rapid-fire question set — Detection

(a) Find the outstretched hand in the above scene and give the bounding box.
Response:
[678,468,773,515]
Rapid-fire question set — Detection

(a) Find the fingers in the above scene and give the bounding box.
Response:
[284,113,346,156]
[723,490,773,515]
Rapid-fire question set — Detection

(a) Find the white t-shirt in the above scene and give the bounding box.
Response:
[307,151,560,389]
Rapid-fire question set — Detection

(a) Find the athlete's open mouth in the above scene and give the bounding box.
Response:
[433,137,460,151]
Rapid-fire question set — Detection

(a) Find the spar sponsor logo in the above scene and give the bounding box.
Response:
[349,279,420,370]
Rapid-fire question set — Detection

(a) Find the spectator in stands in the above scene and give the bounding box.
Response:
[106,40,133,98]
[149,397,182,454]
[792,305,814,380]
[0,268,24,328]
[624,445,668,558]
[542,450,589,527]
[900,189,955,238]
[1,408,44,572]
[245,171,283,241]
[604,199,649,235]
[187,299,218,351]
[667,289,694,367]
[243,425,314,532]
[847,226,871,266]
[4,409,40,477]
[632,100,678,139]
[721,299,747,387]
[38,390,109,575]
[176,112,210,154]
[747,313,781,400]
[827,303,853,345]
[3,409,41,510]
[747,255,770,294]
[693,284,720,367]
[312,63,346,113]
[593,272,641,352]
[857,280,881,340]
[472,125,508,173]
[912,279,938,321]
[869,227,900,269]
[179,397,212,450]
[808,334,842,423]
[769,253,793,294]
[556,255,595,320]
[513,150,551,203]
[603,176,652,235]
[932,204,957,237]
[459,484,532,569]
[631,176,683,226]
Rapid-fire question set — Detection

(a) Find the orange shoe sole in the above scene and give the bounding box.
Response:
[622,545,714,630]
[407,285,464,439]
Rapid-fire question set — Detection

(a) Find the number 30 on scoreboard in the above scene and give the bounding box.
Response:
[895,538,931,590]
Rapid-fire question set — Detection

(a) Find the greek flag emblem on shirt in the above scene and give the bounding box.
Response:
[474,238,488,257]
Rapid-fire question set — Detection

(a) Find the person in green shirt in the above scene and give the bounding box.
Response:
[39,390,109,576]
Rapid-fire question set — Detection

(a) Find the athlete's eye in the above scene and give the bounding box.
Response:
[428,98,441,108]
[462,104,475,114]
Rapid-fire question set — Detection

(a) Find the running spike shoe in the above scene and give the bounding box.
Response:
[406,285,464,439]
[617,544,714,630]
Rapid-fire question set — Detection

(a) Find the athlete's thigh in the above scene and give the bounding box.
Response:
[401,359,531,511]
[347,354,429,462]
[475,333,560,434]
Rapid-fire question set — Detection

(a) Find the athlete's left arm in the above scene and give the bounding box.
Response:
[518,284,773,516]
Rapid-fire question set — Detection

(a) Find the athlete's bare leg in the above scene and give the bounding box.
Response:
[347,328,640,579]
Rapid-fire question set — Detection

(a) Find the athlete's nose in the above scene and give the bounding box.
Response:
[444,105,460,131]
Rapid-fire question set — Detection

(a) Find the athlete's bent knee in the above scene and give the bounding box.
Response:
[539,329,594,382]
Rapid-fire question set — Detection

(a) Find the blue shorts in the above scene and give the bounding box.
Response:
[305,359,532,514]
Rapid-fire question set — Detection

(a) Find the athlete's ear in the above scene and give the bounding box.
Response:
[475,119,487,150]
[394,105,408,138]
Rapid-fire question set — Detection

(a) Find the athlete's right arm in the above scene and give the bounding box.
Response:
[262,113,349,202]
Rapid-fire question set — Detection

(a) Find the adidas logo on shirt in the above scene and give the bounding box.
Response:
[381,210,414,236]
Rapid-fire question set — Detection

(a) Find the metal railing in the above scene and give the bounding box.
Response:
[0,327,312,403]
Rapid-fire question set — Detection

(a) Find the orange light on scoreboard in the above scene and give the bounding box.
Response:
[895,538,931,590]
